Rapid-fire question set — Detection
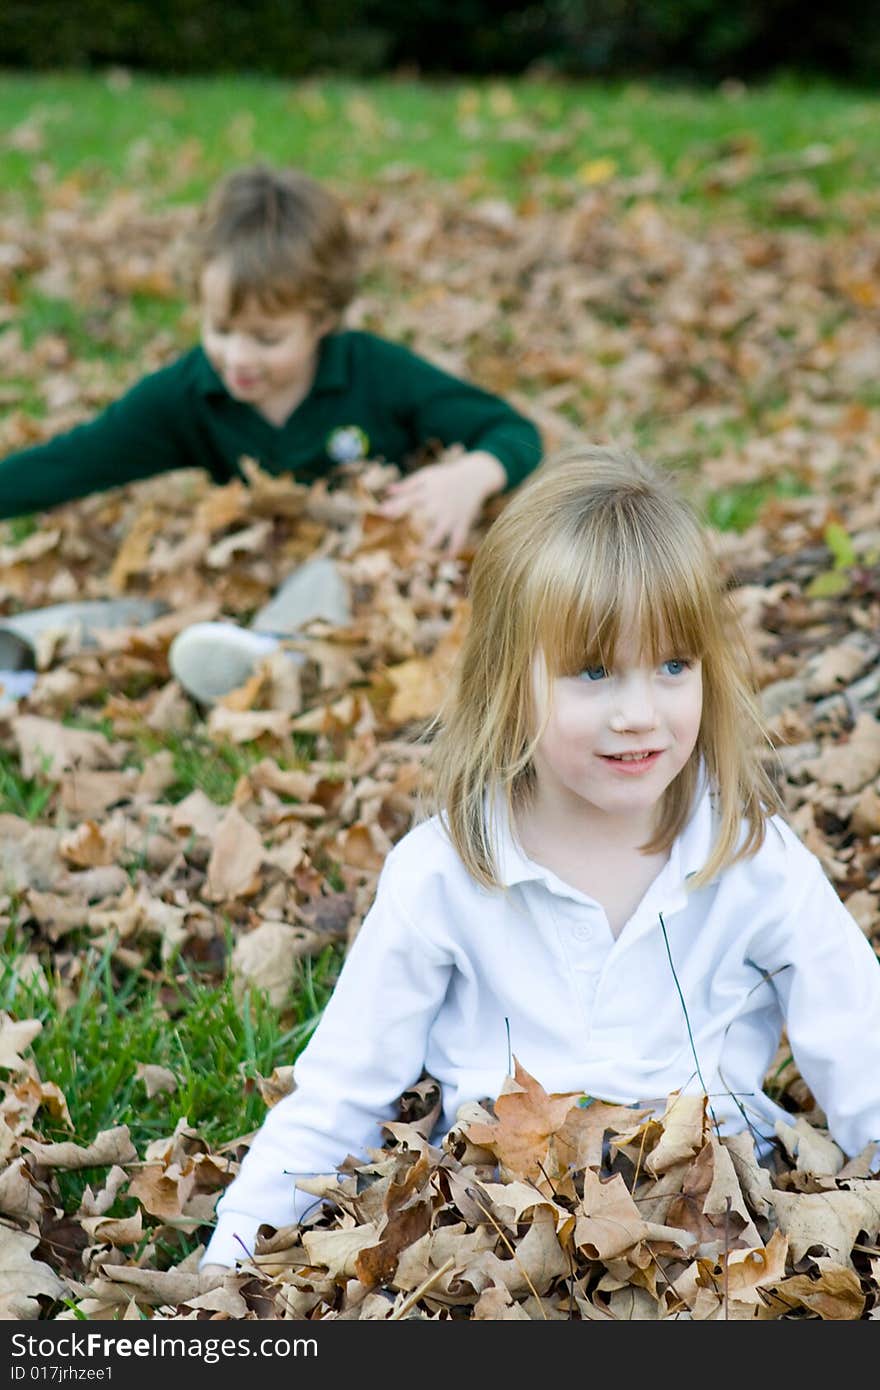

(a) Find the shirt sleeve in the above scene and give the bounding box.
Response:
[373,338,542,489]
[0,367,201,520]
[201,865,453,1268]
[757,857,880,1159]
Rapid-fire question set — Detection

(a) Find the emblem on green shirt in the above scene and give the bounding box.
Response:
[326,425,370,464]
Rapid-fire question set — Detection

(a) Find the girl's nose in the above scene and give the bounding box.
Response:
[609,675,657,732]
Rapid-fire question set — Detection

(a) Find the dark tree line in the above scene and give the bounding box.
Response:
[3,1,877,82]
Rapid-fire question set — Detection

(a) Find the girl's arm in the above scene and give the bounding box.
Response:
[760,858,880,1160]
[0,362,206,520]
[201,865,452,1268]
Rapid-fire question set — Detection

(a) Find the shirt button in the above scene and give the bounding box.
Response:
[573,923,592,942]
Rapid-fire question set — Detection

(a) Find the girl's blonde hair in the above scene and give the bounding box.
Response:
[426,446,781,892]
[186,164,358,323]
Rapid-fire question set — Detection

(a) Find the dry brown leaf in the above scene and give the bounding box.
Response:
[169,789,226,838]
[645,1093,709,1175]
[775,1116,846,1175]
[722,1229,790,1308]
[0,819,62,893]
[478,1180,574,1238]
[80,1210,144,1248]
[722,1131,776,1219]
[127,1162,196,1222]
[231,920,312,1007]
[575,1169,692,1262]
[256,1065,296,1107]
[804,640,876,698]
[0,1225,66,1318]
[770,1258,865,1320]
[385,637,462,724]
[90,1262,202,1307]
[58,819,119,868]
[803,714,880,792]
[207,706,292,743]
[58,768,136,817]
[0,1016,41,1071]
[11,715,120,779]
[78,1165,130,1218]
[472,1283,532,1319]
[302,1224,382,1280]
[771,1185,880,1265]
[135,1063,179,1098]
[23,1124,136,1170]
[555,1098,651,1172]
[465,1059,580,1186]
[4,1075,72,1130]
[204,805,264,901]
[0,1158,44,1225]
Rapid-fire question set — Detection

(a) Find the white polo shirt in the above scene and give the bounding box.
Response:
[203,785,880,1267]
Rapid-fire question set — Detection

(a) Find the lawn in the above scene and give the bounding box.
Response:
[2,71,879,223]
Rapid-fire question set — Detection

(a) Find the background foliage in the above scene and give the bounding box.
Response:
[2,1,878,82]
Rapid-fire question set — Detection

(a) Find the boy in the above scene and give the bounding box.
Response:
[0,165,541,701]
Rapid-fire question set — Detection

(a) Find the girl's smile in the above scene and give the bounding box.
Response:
[598,748,665,774]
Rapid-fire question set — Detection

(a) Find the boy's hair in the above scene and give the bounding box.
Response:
[425,445,782,892]
[187,164,358,322]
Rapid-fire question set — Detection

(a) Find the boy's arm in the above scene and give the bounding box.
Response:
[0,365,207,520]
[370,338,542,552]
[201,865,452,1269]
[760,860,880,1161]
[374,337,542,490]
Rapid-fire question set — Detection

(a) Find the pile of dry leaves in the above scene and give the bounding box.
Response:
[0,175,879,1319]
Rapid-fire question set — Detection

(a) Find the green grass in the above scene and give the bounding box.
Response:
[0,747,55,820]
[17,289,189,370]
[701,473,813,532]
[0,71,877,225]
[0,942,342,1221]
[134,728,319,804]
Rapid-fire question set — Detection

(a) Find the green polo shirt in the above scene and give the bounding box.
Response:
[0,330,541,520]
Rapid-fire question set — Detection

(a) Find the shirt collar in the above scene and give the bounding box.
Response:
[194,332,351,399]
[489,770,717,905]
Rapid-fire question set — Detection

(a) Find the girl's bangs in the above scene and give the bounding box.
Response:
[537,514,712,676]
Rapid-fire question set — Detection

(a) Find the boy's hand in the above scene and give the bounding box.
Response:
[378,450,507,556]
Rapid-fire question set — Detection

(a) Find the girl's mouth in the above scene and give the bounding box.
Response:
[599,750,663,774]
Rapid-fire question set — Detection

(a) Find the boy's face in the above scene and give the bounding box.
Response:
[530,627,703,835]
[200,259,331,412]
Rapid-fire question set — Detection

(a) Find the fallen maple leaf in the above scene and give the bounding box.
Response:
[465,1058,581,1185]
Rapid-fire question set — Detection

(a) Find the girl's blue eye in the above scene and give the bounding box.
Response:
[663,658,689,676]
[580,665,607,682]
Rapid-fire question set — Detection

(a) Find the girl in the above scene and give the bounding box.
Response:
[0,165,541,702]
[200,445,880,1273]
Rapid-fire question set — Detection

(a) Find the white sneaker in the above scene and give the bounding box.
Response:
[168,623,291,704]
